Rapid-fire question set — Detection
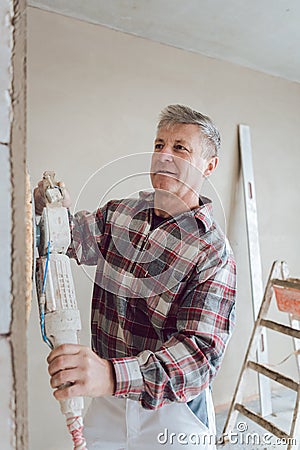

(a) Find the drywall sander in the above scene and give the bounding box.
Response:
[35,171,87,450]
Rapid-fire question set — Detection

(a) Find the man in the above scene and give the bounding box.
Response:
[34,104,236,449]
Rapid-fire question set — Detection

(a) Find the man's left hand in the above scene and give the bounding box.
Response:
[47,344,115,401]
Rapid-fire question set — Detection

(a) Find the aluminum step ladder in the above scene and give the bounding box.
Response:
[221,260,300,450]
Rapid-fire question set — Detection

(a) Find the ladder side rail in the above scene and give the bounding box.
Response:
[222,261,279,437]
[287,388,300,450]
[289,315,300,378]
[280,262,300,379]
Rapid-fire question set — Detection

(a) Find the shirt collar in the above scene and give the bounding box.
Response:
[139,190,214,233]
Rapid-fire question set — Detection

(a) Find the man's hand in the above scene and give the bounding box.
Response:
[47,344,116,401]
[34,179,72,215]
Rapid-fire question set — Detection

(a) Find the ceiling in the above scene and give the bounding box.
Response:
[28,0,300,83]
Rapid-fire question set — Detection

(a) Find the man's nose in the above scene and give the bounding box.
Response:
[158,145,173,162]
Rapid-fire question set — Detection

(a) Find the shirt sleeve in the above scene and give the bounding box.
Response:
[66,205,108,266]
[112,241,236,409]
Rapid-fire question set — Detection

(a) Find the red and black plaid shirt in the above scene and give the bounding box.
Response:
[69,191,236,410]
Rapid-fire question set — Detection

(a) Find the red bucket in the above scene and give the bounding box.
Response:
[273,279,300,319]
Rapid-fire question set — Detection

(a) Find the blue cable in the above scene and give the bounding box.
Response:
[40,241,53,349]
[42,241,51,295]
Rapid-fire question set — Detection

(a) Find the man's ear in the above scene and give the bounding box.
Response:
[204,156,219,177]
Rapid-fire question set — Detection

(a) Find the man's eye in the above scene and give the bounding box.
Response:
[174,144,188,152]
[154,143,164,151]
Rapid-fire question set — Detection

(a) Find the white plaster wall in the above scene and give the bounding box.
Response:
[27,7,300,449]
[0,1,27,448]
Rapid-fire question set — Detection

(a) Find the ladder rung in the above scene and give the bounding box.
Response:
[261,319,300,339]
[272,278,300,290]
[247,361,299,391]
[234,403,290,440]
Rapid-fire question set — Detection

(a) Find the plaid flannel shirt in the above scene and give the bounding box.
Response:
[69,191,236,410]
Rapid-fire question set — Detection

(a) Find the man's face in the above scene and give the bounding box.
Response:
[150,123,216,207]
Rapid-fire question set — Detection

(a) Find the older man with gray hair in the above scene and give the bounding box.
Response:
[35,104,236,449]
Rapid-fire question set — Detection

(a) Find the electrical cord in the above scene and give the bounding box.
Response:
[39,241,53,349]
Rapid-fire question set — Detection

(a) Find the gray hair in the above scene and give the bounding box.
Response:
[157,104,220,159]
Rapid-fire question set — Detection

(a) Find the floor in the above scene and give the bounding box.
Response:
[215,389,298,449]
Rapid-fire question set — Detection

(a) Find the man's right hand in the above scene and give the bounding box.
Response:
[33,180,72,215]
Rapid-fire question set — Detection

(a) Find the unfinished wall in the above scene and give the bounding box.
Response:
[0,1,27,449]
[27,7,300,450]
